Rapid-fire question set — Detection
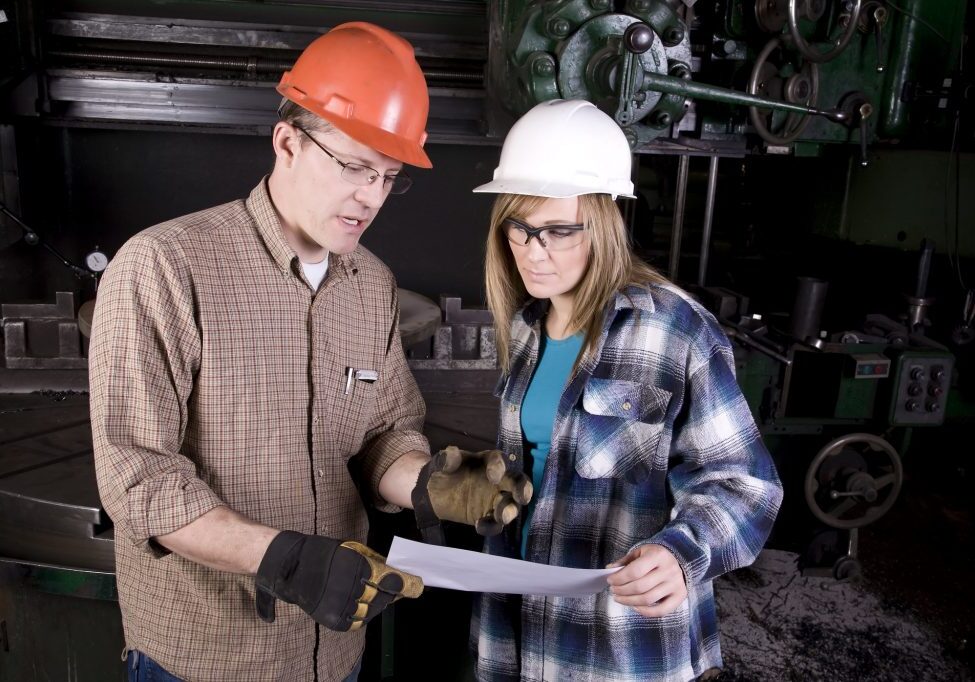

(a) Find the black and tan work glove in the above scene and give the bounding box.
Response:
[254,531,422,632]
[412,445,533,544]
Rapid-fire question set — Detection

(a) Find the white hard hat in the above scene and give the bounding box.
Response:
[473,99,635,199]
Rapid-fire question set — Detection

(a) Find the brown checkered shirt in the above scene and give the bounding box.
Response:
[89,179,428,681]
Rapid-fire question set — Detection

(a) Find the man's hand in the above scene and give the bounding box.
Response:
[413,446,532,538]
[606,544,687,618]
[255,531,422,631]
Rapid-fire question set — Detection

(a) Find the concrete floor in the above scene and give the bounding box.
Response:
[714,549,970,681]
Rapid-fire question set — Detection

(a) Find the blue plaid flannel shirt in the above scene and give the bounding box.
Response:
[471,283,783,682]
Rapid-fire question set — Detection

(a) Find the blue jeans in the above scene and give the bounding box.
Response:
[126,650,361,681]
[126,651,182,682]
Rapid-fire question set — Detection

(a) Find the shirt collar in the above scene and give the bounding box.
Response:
[246,177,359,282]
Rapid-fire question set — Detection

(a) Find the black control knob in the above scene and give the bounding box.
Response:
[925,400,940,413]
[931,365,945,381]
[624,23,655,55]
[928,384,944,397]
[910,367,926,381]
[908,382,923,396]
[905,400,920,412]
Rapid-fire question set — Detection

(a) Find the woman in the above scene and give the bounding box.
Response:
[470,99,783,682]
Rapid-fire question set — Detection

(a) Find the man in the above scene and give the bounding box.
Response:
[90,22,529,681]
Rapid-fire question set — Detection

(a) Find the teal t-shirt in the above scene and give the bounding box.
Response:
[519,331,584,558]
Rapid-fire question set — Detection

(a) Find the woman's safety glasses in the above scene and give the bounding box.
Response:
[502,217,587,251]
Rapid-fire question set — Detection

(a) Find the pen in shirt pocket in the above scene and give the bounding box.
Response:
[344,367,379,395]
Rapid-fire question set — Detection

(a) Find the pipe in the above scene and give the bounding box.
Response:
[668,154,690,281]
[790,276,829,341]
[697,155,718,287]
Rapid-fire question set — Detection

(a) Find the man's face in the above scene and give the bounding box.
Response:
[279,123,403,257]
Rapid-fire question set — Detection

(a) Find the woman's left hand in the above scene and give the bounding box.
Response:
[606,544,688,617]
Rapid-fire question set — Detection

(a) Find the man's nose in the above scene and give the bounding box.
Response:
[353,178,387,209]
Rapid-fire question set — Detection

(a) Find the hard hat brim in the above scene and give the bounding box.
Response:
[472,178,635,199]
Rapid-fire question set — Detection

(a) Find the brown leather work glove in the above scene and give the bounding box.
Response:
[255,532,423,632]
[412,446,533,543]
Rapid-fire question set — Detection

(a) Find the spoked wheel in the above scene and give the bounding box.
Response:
[748,37,819,145]
[804,432,903,530]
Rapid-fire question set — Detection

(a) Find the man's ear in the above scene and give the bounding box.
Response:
[271,121,300,168]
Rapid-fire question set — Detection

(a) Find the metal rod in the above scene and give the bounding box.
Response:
[642,72,847,122]
[48,49,484,82]
[668,154,690,281]
[697,155,718,287]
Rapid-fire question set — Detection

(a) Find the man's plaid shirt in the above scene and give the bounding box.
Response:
[472,283,783,682]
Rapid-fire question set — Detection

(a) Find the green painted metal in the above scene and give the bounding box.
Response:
[878,0,966,138]
[643,71,836,118]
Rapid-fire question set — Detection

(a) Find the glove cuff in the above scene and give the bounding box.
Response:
[411,459,445,546]
[254,530,305,623]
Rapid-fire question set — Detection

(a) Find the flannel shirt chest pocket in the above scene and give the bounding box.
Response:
[574,377,671,482]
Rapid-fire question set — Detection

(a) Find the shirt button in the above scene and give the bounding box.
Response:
[622,400,632,411]
[318,468,325,478]
[509,405,517,413]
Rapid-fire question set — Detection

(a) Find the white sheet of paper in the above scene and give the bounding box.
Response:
[386,536,620,597]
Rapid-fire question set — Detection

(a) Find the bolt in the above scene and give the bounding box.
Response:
[533,56,555,77]
[664,26,685,46]
[633,0,650,11]
[634,91,647,102]
[549,17,571,38]
[623,127,639,149]
[717,39,738,56]
[651,110,672,127]
[670,63,691,80]
[590,0,610,9]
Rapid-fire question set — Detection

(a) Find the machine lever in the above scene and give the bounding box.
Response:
[873,6,888,73]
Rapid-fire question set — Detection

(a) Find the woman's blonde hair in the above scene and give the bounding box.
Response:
[485,193,667,373]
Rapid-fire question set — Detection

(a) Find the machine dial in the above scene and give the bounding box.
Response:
[85,248,109,273]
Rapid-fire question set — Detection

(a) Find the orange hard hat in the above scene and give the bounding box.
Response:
[277,22,432,168]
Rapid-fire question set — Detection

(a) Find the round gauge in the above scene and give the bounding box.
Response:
[85,249,109,273]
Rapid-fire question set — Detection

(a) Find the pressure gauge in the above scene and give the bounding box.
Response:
[85,248,109,273]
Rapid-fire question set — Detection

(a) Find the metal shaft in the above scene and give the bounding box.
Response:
[642,72,845,122]
[697,155,719,288]
[668,154,690,281]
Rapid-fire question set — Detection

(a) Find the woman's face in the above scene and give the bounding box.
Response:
[506,196,590,304]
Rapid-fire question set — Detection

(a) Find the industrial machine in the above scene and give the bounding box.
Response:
[0,0,970,680]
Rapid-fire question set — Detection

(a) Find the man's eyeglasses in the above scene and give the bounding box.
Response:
[502,217,587,251]
[293,125,412,195]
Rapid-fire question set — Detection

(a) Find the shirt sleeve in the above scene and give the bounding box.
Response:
[357,285,429,512]
[647,327,783,584]
[89,234,224,557]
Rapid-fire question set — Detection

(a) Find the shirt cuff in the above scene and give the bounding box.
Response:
[643,526,710,586]
[361,429,429,513]
[125,472,226,557]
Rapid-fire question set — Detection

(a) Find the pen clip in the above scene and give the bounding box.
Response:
[344,366,355,395]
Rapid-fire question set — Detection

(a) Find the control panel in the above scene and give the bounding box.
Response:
[889,352,954,426]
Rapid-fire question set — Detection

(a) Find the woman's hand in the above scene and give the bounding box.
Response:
[606,544,688,617]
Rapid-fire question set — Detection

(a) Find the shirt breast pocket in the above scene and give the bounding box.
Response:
[574,377,671,483]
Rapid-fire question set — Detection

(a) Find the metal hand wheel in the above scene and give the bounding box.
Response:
[787,0,863,63]
[748,37,819,145]
[804,432,903,530]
